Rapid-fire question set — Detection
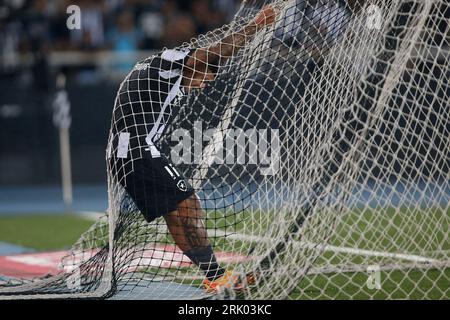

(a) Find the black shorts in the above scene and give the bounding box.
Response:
[116,157,195,222]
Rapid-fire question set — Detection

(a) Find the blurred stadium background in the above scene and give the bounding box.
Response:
[0,0,241,260]
[0,0,240,214]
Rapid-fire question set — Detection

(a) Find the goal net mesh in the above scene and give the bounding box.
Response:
[0,0,449,300]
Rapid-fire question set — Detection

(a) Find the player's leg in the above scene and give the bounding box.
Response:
[164,194,226,281]
[165,194,251,293]
[117,157,245,292]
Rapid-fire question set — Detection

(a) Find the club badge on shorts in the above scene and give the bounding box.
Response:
[177,180,188,192]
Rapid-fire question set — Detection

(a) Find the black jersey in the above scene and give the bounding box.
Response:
[108,47,192,161]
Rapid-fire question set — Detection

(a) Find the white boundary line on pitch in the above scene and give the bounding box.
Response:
[77,211,104,220]
[177,261,450,281]
[212,229,441,264]
[78,211,441,264]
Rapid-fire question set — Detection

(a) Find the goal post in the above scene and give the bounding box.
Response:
[0,0,449,300]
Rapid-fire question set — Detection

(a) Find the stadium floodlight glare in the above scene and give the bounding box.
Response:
[0,0,449,300]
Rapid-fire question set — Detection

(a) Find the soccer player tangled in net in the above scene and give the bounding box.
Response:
[108,5,278,294]
[108,1,366,294]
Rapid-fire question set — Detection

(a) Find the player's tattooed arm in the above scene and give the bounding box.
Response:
[191,1,367,69]
[212,0,367,60]
[211,5,278,59]
[182,6,277,90]
[192,5,278,68]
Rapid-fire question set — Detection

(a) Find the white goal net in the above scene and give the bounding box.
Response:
[0,0,449,300]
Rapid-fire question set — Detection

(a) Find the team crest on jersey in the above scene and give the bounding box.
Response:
[172,89,184,105]
[177,180,188,192]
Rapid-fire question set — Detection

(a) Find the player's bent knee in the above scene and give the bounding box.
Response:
[177,194,202,215]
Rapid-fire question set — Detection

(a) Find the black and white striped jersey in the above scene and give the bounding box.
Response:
[109,47,192,161]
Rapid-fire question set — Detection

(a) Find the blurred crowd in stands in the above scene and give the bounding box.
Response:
[0,0,243,185]
[0,0,240,76]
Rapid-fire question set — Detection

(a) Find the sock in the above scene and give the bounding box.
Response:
[184,245,226,281]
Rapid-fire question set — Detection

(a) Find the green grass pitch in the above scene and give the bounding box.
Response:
[0,215,94,251]
[0,212,448,299]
